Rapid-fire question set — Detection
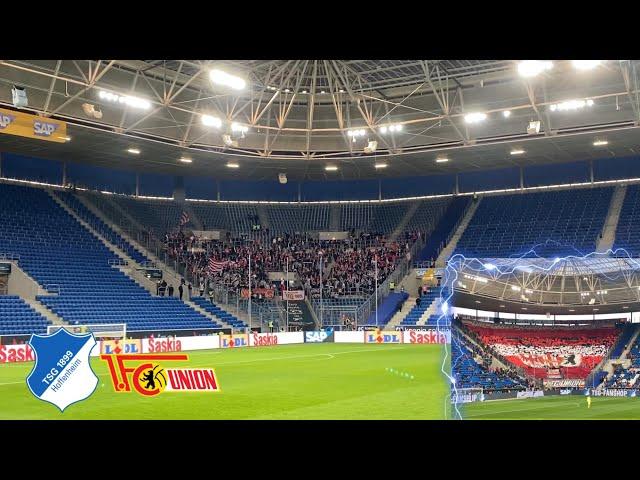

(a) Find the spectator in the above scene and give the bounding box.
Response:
[187,282,193,298]
[178,283,184,300]
[168,284,174,297]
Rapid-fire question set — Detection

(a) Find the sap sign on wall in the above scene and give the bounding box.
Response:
[304,330,335,343]
[404,329,451,344]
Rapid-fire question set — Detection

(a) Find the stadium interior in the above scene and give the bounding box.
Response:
[3,59,640,418]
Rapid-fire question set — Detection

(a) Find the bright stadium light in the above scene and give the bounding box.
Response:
[483,263,496,271]
[510,149,525,155]
[374,162,387,169]
[179,157,192,163]
[201,114,222,128]
[127,148,140,155]
[464,112,487,124]
[325,165,338,171]
[347,129,366,137]
[572,60,602,71]
[98,90,151,110]
[209,69,246,90]
[517,60,553,78]
[231,122,249,134]
[503,110,512,118]
[593,139,609,146]
[549,98,594,112]
[436,157,449,163]
[226,162,239,168]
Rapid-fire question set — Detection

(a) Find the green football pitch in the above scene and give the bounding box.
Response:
[0,343,449,420]
[463,395,640,420]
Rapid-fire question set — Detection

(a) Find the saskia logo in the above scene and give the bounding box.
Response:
[101,354,220,396]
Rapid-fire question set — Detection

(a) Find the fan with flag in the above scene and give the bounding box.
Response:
[179,211,190,227]
[208,258,228,275]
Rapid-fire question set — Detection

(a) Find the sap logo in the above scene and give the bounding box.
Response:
[33,121,59,137]
[305,331,328,343]
[0,113,15,129]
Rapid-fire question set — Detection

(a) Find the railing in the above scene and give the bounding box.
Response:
[0,253,20,262]
[108,258,129,266]
[44,284,61,294]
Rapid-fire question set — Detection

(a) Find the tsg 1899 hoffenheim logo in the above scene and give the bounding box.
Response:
[26,329,98,411]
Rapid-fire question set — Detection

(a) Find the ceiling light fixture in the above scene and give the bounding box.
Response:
[325,165,338,171]
[549,98,594,112]
[201,115,222,128]
[127,148,140,155]
[347,129,366,137]
[209,69,246,90]
[231,122,249,134]
[436,157,449,163]
[572,60,602,71]
[374,162,387,169]
[179,157,192,163]
[464,112,487,124]
[517,60,553,78]
[593,139,609,146]
[98,90,151,110]
[510,149,525,155]
[503,110,512,118]
[226,162,239,168]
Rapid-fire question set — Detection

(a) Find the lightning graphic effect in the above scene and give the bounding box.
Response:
[437,239,640,420]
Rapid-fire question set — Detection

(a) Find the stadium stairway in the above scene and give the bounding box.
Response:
[389,202,421,242]
[51,191,143,268]
[4,260,66,327]
[434,197,480,267]
[597,184,627,253]
[364,291,408,327]
[386,296,416,329]
[256,205,270,231]
[77,194,185,285]
[416,196,471,265]
[329,205,341,231]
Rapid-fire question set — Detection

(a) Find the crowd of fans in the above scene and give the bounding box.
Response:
[163,230,422,299]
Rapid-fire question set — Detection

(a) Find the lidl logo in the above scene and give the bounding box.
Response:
[221,334,249,348]
[34,120,59,137]
[365,330,402,344]
[0,113,15,129]
[101,339,142,355]
[101,354,220,396]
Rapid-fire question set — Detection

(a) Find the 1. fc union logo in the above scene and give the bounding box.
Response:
[101,354,221,396]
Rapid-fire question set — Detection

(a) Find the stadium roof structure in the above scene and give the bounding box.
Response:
[450,253,640,313]
[0,60,639,181]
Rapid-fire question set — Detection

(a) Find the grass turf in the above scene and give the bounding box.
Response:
[0,343,449,420]
[463,395,640,420]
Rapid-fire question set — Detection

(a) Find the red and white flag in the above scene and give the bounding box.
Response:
[180,211,190,226]
[207,258,228,274]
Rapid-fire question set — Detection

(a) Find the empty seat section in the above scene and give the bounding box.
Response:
[455,187,613,258]
[0,183,218,334]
